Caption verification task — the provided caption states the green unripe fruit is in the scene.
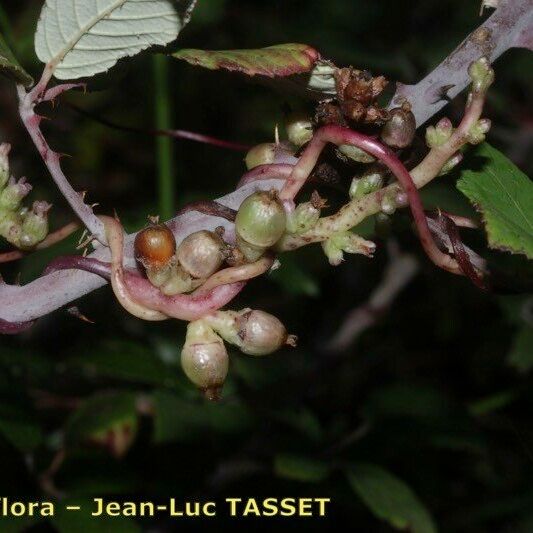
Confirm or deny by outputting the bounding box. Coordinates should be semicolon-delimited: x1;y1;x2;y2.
204;309;297;356
245;143;276;170
381;107;416;149
181;321;229;400
236;310;292;356
177;230;224;279
286;112;313;147
235;191;286;250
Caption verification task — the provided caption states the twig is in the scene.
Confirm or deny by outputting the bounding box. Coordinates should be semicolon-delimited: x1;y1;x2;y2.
17;73;106;243
68;103;251;151
389;0;533;125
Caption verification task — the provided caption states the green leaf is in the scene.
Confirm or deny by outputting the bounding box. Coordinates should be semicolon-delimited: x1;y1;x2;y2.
34;0;197;80
274;454;330;483
507;326;533;373
172;43;320;77
153;390;253;443
457;143;533;258
68;339;174;386
65;392;138;450
0;402;42;452
346;463;437;533
270;253;320;297
0;31;33;86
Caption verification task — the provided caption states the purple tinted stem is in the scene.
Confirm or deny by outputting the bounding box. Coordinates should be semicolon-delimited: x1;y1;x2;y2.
43;256;111;279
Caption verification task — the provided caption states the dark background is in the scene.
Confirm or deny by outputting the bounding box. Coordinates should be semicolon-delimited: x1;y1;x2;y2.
0;0;532;531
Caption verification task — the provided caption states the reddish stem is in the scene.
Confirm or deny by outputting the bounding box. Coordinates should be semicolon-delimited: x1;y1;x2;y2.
176;201;237;222
0;317;35;335
68;104;250;151
237;164;294;188
42;256;111;279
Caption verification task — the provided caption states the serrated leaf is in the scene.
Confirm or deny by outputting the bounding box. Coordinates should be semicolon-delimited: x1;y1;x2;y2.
0;32;33;86
274;454;330;483
35;0;196;80
457;143;533;259
172;43;320;77
507;326;533;373
346;463;437;533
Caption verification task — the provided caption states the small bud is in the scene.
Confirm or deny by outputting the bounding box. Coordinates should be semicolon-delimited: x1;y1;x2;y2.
438;152;463;176
0;178;32;211
322;238;344;266
380;107;416;149
177;230;224;279
285;112;313;147
286;200;321;234
425;117;453;148
0;209;22;247
380;191;397;215
244;143;276;170
181;320;229;400
0;143;10;189
147;264;199;295
468;57;494;93
19;201;50;249
235;191;286;250
322;231;375;265
337;144;375;163
467;118;491;145
134;222;176;273
349;172;384;200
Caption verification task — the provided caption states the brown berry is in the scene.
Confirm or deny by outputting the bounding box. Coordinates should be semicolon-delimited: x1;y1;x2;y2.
134;223;176;272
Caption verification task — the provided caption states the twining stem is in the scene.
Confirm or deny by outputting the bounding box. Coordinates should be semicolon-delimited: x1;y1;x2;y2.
153;55;176;220
101;215;168;321
279;125;462;275
68;103;250;151
194;255;275;294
